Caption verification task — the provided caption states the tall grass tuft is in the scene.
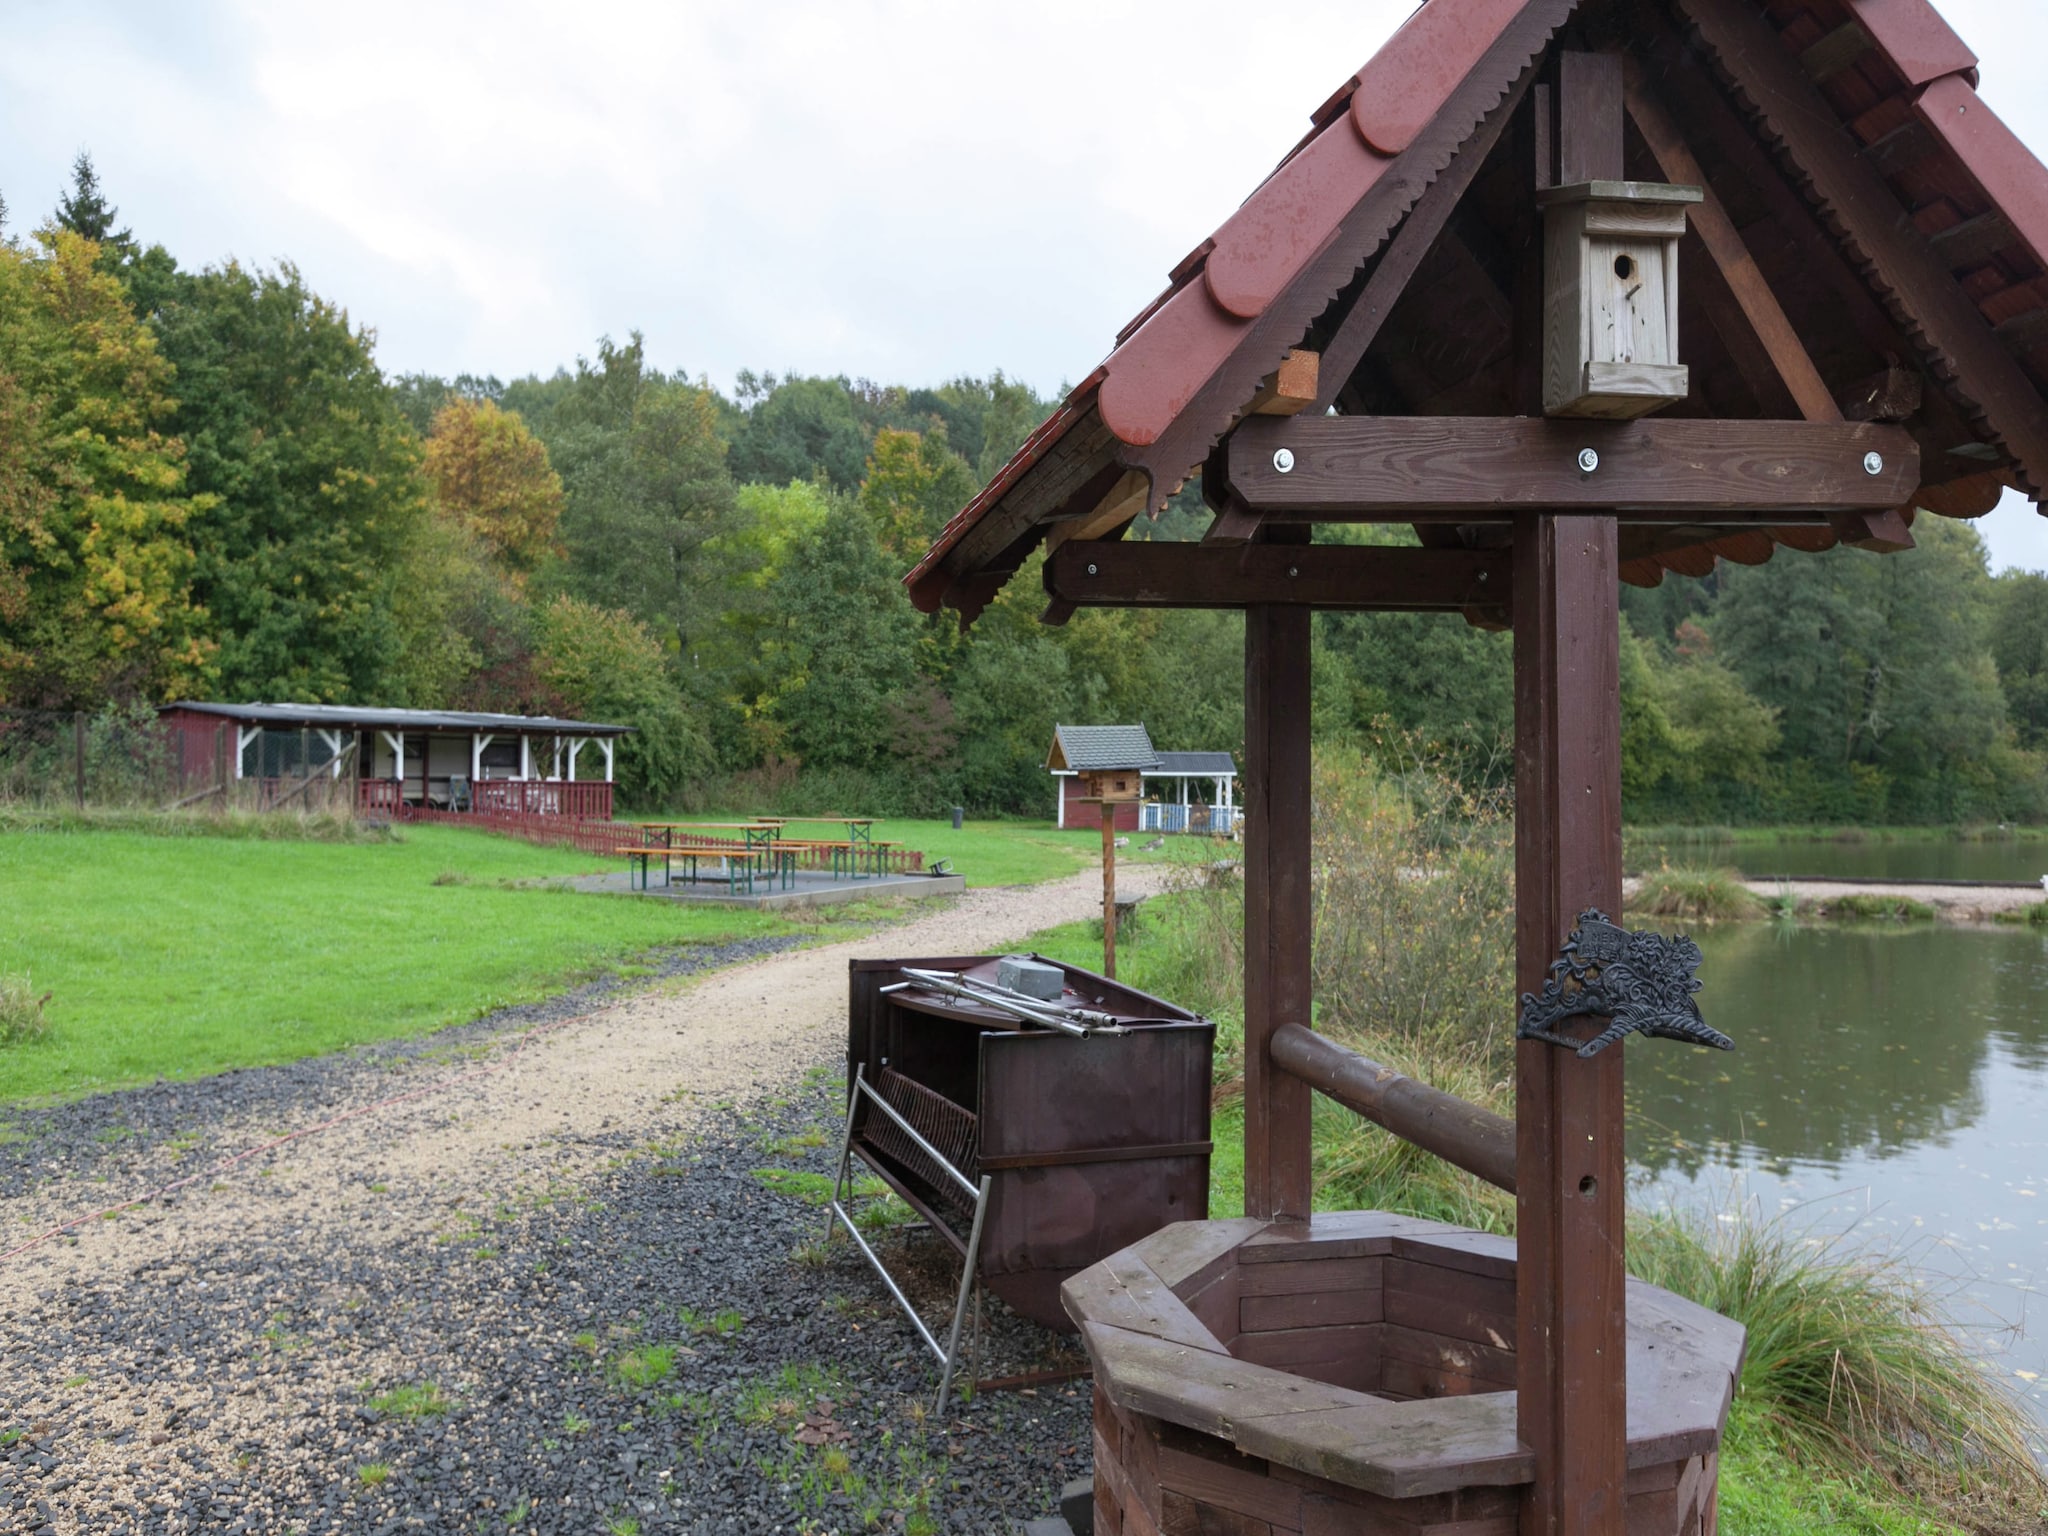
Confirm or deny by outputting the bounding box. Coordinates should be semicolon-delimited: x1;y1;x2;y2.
1632;865;1764;922
0;805;388;842
0;974;50;1047
1629;1209;2047;1526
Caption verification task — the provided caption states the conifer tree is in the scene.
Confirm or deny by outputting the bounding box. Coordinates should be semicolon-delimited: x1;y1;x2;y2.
54;152;131;250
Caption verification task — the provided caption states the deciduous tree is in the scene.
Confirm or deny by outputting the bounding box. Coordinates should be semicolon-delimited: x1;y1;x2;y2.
423;399;563;580
0;230;208;705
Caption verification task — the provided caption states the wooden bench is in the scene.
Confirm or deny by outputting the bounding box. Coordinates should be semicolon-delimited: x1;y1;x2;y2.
613;843;766;895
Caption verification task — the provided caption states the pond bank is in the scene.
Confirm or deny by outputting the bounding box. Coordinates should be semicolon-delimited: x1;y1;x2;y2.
1625;871;2046;924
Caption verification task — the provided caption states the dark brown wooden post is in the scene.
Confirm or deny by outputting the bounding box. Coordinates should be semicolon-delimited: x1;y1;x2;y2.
1101;812;1118;979
1513;514;1626;1536
1243;584;1313;1222
1515;52;1630;1536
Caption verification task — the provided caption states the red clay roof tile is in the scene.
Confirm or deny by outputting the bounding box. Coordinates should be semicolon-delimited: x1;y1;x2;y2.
1914;73;2048;275
1852;0;1977;88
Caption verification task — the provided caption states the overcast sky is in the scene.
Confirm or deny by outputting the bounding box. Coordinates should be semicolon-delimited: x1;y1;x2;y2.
3;0;2045;571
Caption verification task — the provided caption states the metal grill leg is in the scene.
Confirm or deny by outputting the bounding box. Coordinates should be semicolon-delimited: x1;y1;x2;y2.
825;1064;864;1245
934;1174;993;1413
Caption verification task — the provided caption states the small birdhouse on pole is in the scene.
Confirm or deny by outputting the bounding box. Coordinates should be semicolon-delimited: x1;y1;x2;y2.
1047;724;1160;978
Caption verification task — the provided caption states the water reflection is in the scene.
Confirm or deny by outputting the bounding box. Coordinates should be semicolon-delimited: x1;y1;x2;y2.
1625;923;2048;1430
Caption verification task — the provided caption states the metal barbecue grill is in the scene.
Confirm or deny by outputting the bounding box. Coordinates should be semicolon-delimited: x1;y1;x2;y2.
830;954;1213;1405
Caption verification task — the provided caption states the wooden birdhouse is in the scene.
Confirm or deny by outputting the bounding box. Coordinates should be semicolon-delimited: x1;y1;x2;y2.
1539;180;1703;419
1081;769;1142;803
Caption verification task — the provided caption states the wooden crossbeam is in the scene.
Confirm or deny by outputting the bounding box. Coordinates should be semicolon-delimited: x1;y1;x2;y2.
1045;540;1508;611
1221;416;1919;517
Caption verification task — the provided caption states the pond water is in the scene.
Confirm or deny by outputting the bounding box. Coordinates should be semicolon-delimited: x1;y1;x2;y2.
1631;836;2048;885
1627;921;2048;1437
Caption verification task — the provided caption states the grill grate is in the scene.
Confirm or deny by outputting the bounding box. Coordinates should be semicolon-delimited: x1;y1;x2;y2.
860;1068;980;1225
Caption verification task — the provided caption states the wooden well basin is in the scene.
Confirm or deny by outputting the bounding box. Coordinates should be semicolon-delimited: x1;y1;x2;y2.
1064;1212;1743;1536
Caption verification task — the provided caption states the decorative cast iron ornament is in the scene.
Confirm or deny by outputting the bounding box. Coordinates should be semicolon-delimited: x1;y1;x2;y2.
1516;910;1733;1058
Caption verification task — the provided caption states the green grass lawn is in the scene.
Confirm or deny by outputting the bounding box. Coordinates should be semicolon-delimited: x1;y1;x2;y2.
0;814;1216;1106
0;823;795;1104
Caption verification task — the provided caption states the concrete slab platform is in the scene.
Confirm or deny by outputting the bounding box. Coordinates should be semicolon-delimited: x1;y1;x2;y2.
568;867;965;911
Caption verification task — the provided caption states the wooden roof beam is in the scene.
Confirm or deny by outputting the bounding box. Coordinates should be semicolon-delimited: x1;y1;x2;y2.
1622;61;1838;425
1676;0;2048;501
1221;415;1918;517
1310;58;1528;414
1045;540;1508;612
1622;4;1988;489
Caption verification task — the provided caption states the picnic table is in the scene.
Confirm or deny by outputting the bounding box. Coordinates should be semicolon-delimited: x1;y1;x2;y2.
614;841;777;895
633;821;781;858
766;817;886;878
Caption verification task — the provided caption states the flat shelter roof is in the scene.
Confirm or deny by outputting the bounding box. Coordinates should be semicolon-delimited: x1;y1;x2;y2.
161;701;633;737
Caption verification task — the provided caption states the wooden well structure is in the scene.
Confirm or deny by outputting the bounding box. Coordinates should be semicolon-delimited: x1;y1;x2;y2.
907;0;2048;1531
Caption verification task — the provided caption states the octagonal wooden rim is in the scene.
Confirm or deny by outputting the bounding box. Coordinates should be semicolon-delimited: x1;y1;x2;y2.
1062;1211;1744;1501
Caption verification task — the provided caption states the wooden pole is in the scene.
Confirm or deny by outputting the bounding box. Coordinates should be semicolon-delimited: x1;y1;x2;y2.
74;712;86;810
1101;809;1117;979
1512;513;1627;1536
1243;582;1314;1221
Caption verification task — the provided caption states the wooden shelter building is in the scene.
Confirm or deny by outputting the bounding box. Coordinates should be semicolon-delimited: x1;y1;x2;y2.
908;0;2048;1531
162;701;631;818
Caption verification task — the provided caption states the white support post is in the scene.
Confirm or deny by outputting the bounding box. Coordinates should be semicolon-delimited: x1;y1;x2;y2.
320;729;344;778
235;725;260;780
566;738;579;783
519;735;531;781
381;730;405;783
550;737;562;782
599;738;614;782
1056;774;1065;829
472;733;488;782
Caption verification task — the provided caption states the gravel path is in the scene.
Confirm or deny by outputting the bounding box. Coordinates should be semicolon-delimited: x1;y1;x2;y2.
0;866;1171;1534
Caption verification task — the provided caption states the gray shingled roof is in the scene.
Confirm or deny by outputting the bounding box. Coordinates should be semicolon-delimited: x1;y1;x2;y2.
1155;751;1236;776
161;701;633;736
1048;723;1158;772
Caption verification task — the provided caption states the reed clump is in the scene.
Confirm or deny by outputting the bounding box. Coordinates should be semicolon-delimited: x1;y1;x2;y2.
1629;1209;2048;1529
0;973;51;1047
1812;892;1938;923
1632;865;1765;922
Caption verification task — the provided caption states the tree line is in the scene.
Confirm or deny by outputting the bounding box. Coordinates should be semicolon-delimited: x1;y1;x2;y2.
1;155;2044;822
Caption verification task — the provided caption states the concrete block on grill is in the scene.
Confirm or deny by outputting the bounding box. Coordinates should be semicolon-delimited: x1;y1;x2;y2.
997;955;1066;1001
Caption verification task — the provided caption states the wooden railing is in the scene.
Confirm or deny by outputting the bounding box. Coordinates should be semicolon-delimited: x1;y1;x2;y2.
359;778;402;813
1268;1021;1516;1193
471;779;614;818
355;778;614;819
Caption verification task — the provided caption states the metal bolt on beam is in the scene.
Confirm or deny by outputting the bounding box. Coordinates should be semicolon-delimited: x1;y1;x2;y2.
1577;447;1600;473
1863;451;1884;475
1273;447;1295;473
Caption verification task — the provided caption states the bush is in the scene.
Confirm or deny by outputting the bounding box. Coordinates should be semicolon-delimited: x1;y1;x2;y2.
1308;742;1515;1065
1632;866;1764;923
0;974;50;1046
